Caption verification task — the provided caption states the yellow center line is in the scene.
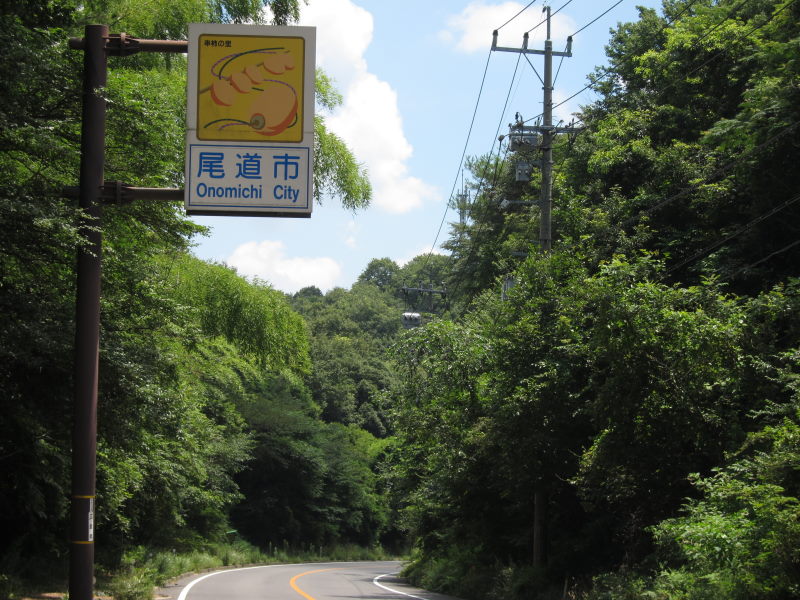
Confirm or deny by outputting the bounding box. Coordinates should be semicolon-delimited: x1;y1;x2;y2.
290;568;342;600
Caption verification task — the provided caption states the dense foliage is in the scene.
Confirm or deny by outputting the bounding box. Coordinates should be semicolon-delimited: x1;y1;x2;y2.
0;0;379;592
387;0;800;598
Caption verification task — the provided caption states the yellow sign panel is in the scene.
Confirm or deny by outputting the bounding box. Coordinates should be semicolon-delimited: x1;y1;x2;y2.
196;34;305;143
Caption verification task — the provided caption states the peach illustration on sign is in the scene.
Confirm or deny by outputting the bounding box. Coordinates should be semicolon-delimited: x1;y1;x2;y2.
201;48;298;137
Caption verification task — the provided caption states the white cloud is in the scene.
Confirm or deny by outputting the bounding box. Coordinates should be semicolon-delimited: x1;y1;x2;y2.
303;1;372;90
301;0;439;214
227;240;342;293
441;1;576;54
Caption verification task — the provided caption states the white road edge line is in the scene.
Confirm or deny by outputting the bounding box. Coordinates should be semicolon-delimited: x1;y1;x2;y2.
176;564;281;600
373;573;428;600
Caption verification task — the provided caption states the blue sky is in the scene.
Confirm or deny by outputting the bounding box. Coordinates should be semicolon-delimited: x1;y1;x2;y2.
190;0;663;293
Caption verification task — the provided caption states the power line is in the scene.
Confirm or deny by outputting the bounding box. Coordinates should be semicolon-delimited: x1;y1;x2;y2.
425;49;493;262
496;0;539;31
523;0;705;125
570;0;625;37
549;0;629;88
522;0;795;234
423;47;523;278
565;0;781;117
550;0;630;89
466;53;524;211
652;0;794;101
556;118;800;257
689;0;752;48
536;0;788;126
526;0;575;33
448;144;511;308
624;120;800;228
447;59;525;303
446;0;792;301
727;239;800;280
663;192;800;277
485;54;526;183
453;6;576;305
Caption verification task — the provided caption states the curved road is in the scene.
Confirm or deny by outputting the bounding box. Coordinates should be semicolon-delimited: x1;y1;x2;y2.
156;561;463;600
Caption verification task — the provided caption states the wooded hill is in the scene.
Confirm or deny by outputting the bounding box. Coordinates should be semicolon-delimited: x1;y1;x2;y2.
396;0;800;597
1;1;799;599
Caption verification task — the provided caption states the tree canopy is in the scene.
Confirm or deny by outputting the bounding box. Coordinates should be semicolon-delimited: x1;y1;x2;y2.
384;1;800;598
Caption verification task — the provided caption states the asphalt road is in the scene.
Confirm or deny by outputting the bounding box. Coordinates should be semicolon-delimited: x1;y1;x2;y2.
156;560;464;600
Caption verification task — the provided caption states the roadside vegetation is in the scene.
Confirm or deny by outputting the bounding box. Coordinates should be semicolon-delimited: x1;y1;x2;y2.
2;1;799;599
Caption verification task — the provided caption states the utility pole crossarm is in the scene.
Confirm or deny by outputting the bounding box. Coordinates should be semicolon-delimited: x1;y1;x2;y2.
401;286;447;296
491;30;572;57
509;124;540;133
491;7;575;255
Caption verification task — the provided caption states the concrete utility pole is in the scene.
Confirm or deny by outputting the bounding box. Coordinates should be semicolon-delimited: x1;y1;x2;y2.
540;10;555;252
491;6;579;569
492;7;576;252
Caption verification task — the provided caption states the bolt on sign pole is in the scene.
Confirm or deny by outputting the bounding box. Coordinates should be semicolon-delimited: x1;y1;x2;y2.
70;23;107;600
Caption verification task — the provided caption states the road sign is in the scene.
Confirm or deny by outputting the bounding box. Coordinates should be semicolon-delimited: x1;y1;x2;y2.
185;23;315;216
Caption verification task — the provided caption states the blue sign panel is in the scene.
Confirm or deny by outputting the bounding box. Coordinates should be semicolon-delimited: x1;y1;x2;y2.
186;143;311;216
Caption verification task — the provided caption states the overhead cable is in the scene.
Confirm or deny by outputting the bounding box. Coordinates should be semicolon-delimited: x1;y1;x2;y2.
470;52;524;205
526;0;576;33
523;0;705;124
570;0;625;37
689;0;752;48
655;0;797;101
727;239;800;280
496;0;539;31
424;49;494;263
446;53;525;301
664;192;800;277
625;120;800;228
547;117;800;263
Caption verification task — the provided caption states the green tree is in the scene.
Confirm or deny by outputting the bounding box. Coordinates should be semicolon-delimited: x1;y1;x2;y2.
388;253;800;598
358;257;401;292
290;281;401;435
0;0;372;577
566;0;800;291
230;369;389;548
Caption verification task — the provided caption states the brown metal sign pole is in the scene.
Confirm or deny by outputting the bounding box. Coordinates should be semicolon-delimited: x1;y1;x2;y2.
70;23;107;600
66;28;187;598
